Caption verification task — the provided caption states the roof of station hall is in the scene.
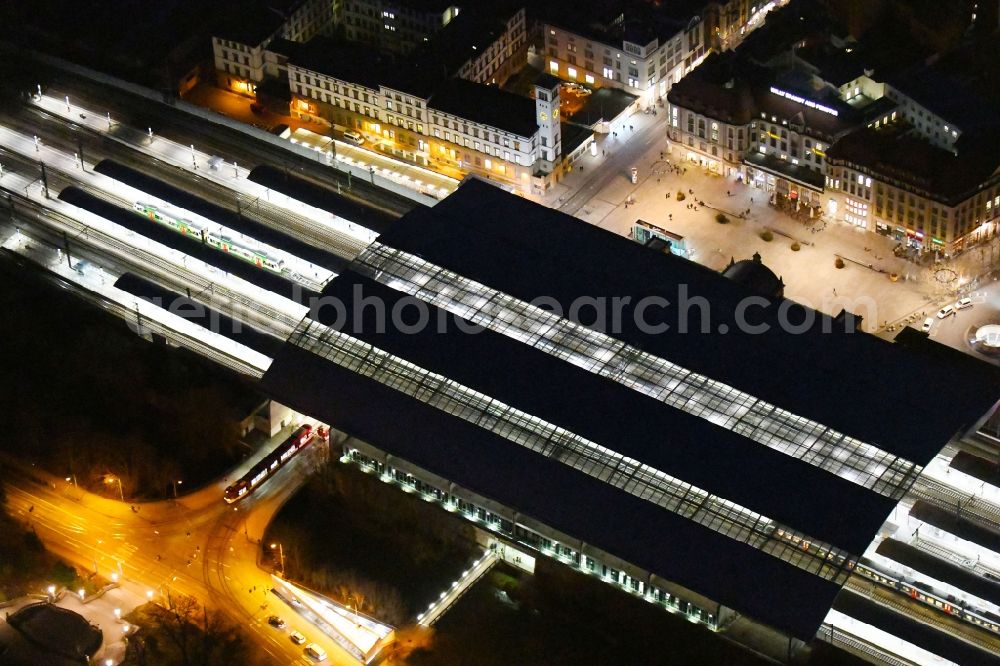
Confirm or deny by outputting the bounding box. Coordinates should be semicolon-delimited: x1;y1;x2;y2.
262;179;1000;639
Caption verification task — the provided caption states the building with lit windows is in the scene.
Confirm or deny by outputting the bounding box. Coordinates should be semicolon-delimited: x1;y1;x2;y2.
261;178;1000;661
212;0;335;95
823;126;1000;255
540;2;709;103
664;0;1000;251
666;51;857;209
281;37;570;192
425;5;528;86
792;16;1000;254
212;3;552;192
335;0;461;54
536;0;792;102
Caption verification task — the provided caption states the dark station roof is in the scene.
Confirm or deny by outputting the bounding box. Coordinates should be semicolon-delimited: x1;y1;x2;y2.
262;180;1000;639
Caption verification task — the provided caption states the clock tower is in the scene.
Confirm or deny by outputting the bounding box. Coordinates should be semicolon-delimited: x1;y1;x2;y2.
533;73;562;168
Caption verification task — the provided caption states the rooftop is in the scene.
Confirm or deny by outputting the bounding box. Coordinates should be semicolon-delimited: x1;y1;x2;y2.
743;151;827;190
667;52;859;140
262;180;1000;640
538;0;710;50
825;124;1000;203
288;36;443;98
428;78;538;137
413;2;524;78
214;0;308;46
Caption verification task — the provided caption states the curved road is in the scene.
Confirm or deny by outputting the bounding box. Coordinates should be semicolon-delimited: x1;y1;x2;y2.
2;438;355;665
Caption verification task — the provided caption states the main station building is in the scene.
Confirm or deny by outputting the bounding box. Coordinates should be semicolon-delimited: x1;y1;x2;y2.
261;179;1000;657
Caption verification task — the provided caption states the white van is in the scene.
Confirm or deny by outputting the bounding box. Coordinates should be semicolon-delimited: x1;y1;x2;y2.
304;643;327;661
936;305;956;319
343;130;364;146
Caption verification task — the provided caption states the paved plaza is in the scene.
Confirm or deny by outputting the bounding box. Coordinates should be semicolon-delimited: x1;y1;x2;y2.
545;111;1000;344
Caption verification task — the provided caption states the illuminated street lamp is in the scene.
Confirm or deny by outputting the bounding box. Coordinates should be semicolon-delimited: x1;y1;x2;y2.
47;584;55;597
172;479;182;499
104;475;125;502
270;542;285;574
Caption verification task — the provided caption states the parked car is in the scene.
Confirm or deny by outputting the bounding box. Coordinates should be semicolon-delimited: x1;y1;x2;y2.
267;615;285;629
921;317;934;333
956;297;973;310
936;305;956;319
343;129;365;146
250;102;265;115
289;630;306;645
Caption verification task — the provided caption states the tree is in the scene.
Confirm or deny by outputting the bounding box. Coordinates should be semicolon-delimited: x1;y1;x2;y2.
123;597;249;666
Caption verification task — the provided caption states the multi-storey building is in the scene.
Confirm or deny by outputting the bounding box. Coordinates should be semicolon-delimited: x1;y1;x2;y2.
335;0;461;54
212;3;570;194
439;7;528;86
282;36;568;192
212;0;334;95
666;52;856;210
824;126;1000;255
541;3;709;103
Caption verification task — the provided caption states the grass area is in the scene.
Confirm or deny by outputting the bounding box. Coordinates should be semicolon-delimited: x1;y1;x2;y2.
122;598;257;666
0;256;259;499
264;463;478;626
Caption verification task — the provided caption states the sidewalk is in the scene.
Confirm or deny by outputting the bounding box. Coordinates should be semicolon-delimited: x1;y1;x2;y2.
555;128;946;333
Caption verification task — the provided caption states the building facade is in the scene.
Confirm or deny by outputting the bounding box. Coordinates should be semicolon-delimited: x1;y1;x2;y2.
336;0;461;54
542;17;707;103
212;0;334;95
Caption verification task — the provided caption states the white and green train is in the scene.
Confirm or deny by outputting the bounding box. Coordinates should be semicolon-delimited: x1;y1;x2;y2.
132;202;285;274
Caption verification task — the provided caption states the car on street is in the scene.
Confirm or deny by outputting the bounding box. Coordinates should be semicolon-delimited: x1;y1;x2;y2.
289;630;306;645
304;643;328;661
936;305;956;319
922;317;934;333
956;297;973;310
267;615;285;628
